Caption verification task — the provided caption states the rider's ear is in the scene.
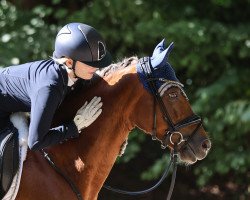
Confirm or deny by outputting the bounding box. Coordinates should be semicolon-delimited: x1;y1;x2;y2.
65;58;74;68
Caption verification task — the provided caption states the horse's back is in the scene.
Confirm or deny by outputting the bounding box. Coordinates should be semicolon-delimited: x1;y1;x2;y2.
16;151;76;200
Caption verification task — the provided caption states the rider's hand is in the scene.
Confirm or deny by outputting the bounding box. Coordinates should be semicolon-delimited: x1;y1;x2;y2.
73;96;103;131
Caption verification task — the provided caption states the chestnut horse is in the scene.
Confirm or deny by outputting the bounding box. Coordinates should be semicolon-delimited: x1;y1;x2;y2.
15;56;210;200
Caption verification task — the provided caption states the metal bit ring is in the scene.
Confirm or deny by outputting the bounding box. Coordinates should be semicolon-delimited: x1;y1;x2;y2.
170;131;184;145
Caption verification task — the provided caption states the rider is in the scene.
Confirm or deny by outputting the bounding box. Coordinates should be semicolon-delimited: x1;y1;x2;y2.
0;22;112;151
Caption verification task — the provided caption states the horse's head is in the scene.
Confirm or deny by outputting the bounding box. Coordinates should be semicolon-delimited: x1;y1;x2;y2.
134;39;211;165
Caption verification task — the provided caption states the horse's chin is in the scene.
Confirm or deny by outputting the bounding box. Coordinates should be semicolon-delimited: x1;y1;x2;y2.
178;145;199;165
179;149;209;165
177;139;210;165
166;143;206;165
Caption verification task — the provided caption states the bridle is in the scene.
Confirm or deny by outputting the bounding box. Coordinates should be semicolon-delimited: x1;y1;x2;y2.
103;57;203;199
137;57;202;150
41;57;203;200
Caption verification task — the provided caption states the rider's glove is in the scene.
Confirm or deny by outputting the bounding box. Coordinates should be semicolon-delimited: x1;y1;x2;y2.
73;96;103;132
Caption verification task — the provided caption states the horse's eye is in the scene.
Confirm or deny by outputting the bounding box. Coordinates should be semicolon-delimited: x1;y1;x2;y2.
169;92;178;99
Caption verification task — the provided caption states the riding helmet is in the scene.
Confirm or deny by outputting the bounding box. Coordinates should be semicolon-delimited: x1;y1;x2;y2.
53;22;112;68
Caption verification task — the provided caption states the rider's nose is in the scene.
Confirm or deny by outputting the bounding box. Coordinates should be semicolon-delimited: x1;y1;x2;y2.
201;139;211;152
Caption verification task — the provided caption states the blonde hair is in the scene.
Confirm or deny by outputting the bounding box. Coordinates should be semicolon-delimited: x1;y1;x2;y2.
51;57;69;65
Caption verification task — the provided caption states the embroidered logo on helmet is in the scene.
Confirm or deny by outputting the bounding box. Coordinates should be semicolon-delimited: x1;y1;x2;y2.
98;41;106;61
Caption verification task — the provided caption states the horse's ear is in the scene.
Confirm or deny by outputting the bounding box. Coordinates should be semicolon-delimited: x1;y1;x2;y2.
152;39;166;58
150;48;169;69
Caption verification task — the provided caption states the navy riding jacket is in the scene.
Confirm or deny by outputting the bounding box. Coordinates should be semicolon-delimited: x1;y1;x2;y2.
0;59;79;150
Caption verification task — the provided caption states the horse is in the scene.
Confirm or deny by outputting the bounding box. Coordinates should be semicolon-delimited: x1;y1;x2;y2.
15;48;211;200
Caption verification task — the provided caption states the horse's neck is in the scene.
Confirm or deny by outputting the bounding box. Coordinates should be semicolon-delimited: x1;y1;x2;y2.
49;64;146;199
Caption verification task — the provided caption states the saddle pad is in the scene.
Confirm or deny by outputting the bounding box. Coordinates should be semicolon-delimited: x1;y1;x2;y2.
3;113;28;200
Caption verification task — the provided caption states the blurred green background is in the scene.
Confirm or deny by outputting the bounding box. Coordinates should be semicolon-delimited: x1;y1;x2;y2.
0;0;249;199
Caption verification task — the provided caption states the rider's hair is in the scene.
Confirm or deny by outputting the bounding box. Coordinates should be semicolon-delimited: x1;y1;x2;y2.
51;57;68;65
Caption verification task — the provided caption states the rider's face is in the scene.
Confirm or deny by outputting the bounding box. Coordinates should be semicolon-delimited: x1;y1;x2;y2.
74;61;98;80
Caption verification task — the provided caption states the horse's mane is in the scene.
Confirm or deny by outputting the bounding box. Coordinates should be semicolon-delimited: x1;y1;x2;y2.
74;56;138;90
96;56;138;78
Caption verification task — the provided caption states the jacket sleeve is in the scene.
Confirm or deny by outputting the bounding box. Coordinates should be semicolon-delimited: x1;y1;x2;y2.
29;86;79;151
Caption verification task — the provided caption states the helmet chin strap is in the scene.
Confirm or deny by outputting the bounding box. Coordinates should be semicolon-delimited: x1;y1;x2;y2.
63;60;80;79
71;60;79;79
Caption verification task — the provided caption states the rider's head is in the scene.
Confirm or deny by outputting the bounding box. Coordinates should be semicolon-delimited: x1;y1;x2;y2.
53;22;112;79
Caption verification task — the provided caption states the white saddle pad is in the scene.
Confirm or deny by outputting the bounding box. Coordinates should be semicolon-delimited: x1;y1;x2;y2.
3;112;29;200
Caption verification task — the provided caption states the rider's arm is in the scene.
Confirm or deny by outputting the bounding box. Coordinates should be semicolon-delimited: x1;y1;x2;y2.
28;85;79;151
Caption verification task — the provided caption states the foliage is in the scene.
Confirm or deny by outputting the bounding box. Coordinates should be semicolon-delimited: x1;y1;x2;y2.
0;0;57;67
1;0;250;197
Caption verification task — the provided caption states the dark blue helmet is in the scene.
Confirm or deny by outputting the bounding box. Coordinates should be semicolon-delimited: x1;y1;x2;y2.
53;22;112;68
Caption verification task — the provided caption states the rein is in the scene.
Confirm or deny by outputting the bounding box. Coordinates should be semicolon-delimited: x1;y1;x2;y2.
103;146;178;200
41;57;202;200
40;149;83;200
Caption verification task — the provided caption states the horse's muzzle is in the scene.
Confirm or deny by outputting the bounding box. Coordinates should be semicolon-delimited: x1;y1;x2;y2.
178;137;211;164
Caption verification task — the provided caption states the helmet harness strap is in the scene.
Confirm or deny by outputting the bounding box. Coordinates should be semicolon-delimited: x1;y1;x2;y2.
68;60;80;79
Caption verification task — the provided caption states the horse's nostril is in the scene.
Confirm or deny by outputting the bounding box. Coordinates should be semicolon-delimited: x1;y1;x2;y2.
201;139;211;151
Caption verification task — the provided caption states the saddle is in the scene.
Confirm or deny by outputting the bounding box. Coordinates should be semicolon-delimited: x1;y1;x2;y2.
0;125;19;199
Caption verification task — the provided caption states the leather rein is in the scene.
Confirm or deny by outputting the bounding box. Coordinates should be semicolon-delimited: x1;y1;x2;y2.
41;57;202;200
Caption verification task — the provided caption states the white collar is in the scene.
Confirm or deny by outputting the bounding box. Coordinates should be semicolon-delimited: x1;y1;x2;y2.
64;65;78;86
68;77;76;86
54;60;77;87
